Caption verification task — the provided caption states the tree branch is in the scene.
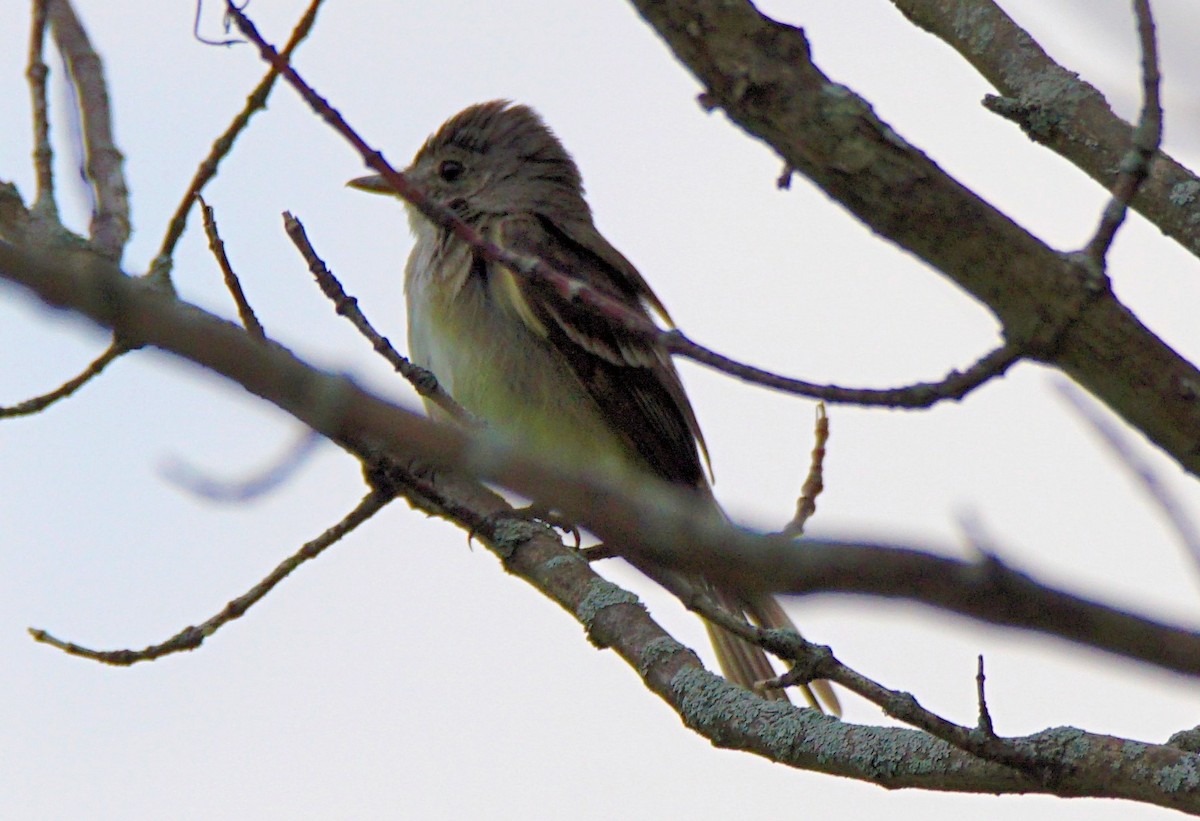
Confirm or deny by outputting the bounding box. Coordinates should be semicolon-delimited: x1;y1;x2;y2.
29;488;393;664
3;238;1198;679
1081;0;1161;268
688;590;1050;773
26;0;54;216
892;0;1200;264
625;0;1200;484
199;195;265;340
0;338;126;418
282;211;471;423
1055;381;1200;582
46;0;129;260
365;447;1200;813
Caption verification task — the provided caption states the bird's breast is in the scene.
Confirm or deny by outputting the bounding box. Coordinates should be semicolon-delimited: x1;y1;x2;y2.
405;246;640;479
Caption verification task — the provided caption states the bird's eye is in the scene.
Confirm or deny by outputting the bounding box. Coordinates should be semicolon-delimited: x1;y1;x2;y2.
438;160;464;182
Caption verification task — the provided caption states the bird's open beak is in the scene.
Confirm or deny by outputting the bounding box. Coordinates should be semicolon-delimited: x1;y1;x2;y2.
346;174;394;195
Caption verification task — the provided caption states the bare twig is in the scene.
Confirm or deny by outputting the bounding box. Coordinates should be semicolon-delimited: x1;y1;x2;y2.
26;0;54;215
1053;380;1200;578
282;211;472;423
802;645;1037;773
781;403;829;537
1082;0;1161;268
156;0;325;265
976;655;996;737
227;6;1018;411
0;339;126;418
162;428;322;502
775;162;796;190
46;0;129;259
29;488;393;665
193;0;242;47
668;335;1019;407
580;543;618;561
955;509;999;556
199;195;265;340
684;581;1047;773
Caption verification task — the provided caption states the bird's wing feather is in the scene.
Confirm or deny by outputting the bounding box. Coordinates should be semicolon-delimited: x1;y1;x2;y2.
489;213;711;487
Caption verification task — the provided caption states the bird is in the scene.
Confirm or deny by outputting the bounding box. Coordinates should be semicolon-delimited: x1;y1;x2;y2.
349;100;839;713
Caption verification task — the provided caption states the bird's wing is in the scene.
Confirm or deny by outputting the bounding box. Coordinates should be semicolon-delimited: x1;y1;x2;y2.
488;212;711;487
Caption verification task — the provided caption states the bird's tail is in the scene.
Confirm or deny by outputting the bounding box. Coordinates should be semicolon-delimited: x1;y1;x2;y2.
705;587;841;715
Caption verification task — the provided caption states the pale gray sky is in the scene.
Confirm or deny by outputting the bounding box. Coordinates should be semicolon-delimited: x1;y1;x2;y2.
3;1;1200;818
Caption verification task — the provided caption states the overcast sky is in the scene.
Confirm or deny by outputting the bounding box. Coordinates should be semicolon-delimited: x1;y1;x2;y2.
3;1;1200;819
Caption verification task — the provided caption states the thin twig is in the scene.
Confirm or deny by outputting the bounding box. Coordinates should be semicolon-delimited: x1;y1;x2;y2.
0;339;126;418
976;654;996;737
46;0;129;259
634;565;828;709
193;0;242;47
788;643;1041;774
282;211;473;423
226;4;1019;411
27;0;55;215
199;195;265;340
28;488;393;666
683;582;1045;773
776;162;795;190
580;543;618;561
782;403;829;537
669;334;1019;407
1082;0;1162;268
1053;380;1200;579
162;428;322;502
8;1;133;416
156;0;325;266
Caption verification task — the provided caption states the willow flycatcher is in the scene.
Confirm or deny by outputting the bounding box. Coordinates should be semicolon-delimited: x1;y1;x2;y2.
349;101;838;713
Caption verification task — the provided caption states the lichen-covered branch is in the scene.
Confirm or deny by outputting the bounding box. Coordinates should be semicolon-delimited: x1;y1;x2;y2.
892;0;1200;263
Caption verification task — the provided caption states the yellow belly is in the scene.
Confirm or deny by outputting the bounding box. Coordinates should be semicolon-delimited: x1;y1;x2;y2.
407;262;643;481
